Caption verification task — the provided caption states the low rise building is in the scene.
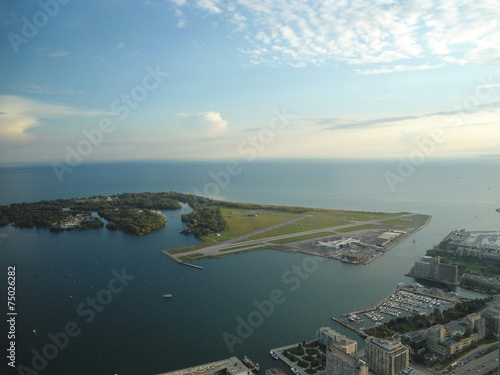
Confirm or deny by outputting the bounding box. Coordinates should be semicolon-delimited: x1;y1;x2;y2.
444;230;500;260
461;273;500;292
423;323;479;359
399;368;422;375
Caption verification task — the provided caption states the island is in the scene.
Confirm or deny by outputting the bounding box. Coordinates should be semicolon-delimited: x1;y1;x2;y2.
0;192;430;262
0;192;184;235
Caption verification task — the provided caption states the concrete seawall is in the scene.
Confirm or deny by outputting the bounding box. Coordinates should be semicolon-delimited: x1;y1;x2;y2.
163;250;204;270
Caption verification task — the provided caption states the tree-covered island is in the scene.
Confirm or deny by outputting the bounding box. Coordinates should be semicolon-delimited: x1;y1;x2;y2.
0;192;215;236
0;192;326;237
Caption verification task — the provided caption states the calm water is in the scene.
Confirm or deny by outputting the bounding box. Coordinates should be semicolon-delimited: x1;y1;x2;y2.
1;158;499;375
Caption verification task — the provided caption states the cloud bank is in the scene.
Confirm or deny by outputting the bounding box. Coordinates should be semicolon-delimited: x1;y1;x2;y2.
171;0;500;68
0;95;113;143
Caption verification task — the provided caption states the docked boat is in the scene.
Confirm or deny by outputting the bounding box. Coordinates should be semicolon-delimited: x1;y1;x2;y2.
290;368;299;375
243;355;260;372
270;351;278;360
163;294;172;298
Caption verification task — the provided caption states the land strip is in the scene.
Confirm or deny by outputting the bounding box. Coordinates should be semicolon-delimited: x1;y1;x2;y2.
165;205;430;265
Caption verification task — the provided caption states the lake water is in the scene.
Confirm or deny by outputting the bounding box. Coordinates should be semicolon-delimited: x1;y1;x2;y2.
1;158;499;375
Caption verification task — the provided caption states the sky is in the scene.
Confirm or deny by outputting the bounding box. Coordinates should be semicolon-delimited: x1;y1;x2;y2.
0;0;499;165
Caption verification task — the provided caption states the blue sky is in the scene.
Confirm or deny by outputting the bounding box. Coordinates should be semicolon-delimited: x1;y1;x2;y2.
0;0;499;164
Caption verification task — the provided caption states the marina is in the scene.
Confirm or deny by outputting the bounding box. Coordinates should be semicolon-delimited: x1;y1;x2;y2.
335;284;462;334
242;355;260;372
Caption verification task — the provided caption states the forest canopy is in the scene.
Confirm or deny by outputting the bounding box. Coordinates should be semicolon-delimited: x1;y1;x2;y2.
0;192;231;237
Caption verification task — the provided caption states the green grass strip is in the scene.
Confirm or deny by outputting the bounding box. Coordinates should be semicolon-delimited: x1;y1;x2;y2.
270;232;333;244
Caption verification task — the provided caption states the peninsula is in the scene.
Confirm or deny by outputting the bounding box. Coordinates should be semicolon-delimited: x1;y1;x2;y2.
163;198;431;265
0;192;430;263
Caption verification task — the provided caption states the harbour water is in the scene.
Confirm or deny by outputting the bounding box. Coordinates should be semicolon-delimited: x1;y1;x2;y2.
0;158;499;375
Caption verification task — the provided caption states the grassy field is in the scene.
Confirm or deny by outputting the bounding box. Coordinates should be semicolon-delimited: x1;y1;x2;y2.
269;232;334;244
165;201;429;261
396;322;419;332
333;224;380;233
383;218;415;226
218;244;265;252
178;254;206;262
246;218;348;240
454;260;484;271
417;214;430;226
217;208;295;236
300;209;404;221
167;243;209;254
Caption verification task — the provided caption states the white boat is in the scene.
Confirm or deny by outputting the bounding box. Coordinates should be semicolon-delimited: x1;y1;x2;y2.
291;368;299;375
163;294;172;298
270;351;278;359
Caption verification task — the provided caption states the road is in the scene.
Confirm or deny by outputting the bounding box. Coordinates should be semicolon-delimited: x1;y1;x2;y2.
444;349;498;375
410;343;500;375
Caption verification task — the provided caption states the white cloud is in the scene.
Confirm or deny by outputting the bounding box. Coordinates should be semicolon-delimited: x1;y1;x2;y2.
355;63;445;75
0;95;114;143
170;0;500;69
177;111;228;134
169;0;187;6
265;104;500;159
194;0;222;14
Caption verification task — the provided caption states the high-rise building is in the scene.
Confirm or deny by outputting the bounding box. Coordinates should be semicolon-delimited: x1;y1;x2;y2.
409;256;458;285
365;336;409;375
326;346;368;375
498;335;500;375
412;256;433;278
467;314;486;340
481;301;500;336
316;327;358;355
436;261;459;285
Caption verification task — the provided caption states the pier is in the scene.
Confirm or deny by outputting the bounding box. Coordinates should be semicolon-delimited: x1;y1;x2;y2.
162;251;204;270
331;316;367;338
